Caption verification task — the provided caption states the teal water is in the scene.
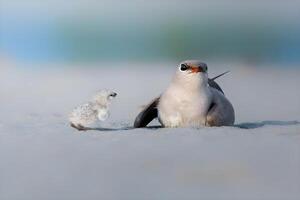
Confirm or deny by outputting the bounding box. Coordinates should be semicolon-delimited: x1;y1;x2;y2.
1;19;300;65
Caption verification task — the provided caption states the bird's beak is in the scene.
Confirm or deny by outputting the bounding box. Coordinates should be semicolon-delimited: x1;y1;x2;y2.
190;65;204;73
111;92;117;97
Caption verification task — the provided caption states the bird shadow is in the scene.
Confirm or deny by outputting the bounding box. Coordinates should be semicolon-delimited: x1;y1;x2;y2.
234;120;300;129
73;125;163;132
71;121;299;132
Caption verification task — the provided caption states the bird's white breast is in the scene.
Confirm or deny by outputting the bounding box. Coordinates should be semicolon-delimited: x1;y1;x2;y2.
158;85;212;127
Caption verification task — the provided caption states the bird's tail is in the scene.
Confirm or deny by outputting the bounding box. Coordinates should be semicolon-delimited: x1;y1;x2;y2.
211;71;230;81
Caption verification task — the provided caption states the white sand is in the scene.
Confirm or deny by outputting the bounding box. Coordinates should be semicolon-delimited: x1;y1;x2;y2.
0;61;300;200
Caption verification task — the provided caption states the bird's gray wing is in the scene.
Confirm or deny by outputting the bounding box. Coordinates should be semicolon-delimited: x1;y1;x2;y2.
206;89;235;126
208;79;224;94
134;97;160;128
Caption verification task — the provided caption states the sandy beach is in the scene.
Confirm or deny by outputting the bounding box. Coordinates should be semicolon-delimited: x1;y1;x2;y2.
1;61;300;200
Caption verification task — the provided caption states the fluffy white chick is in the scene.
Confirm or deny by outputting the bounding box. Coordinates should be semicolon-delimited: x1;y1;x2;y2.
69;90;117;131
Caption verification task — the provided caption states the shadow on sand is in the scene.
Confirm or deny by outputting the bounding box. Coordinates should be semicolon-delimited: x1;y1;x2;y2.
75;125;163;132
71;121;299;132
235;120;300;129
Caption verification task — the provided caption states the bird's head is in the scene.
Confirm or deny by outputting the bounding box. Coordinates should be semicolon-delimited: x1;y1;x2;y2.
173;60;209;89
93;90;117;106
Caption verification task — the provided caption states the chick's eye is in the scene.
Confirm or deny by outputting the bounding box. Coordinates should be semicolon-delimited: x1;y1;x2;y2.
180;64;188;71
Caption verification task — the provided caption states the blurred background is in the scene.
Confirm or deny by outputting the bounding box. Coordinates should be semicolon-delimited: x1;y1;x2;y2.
1;0;300;65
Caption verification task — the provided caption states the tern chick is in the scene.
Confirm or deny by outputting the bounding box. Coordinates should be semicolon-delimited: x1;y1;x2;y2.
69;90;117;131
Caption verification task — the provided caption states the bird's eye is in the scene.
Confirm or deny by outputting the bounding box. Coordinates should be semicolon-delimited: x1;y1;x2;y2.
180;64;188;71
204;66;208;72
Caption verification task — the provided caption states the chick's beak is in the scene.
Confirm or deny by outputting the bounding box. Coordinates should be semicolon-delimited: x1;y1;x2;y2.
111;92;117;97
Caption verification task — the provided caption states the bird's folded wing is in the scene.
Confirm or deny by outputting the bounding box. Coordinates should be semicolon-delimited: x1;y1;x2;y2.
206;89;235;126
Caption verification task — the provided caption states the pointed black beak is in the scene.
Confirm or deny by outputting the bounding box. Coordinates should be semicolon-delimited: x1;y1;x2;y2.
111;92;117;97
